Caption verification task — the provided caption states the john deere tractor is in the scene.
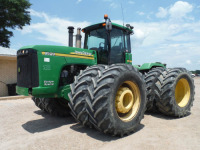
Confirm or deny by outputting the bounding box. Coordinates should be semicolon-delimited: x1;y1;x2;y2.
16;15;195;136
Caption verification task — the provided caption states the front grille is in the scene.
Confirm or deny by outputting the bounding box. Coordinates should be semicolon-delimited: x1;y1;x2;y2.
17;49;39;88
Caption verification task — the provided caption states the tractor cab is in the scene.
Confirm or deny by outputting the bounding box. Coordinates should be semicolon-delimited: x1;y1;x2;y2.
82;15;133;65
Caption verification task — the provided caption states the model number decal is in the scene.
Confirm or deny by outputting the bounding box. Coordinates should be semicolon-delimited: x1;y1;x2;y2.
43;65;51;70
44;81;54;86
43;52;55;56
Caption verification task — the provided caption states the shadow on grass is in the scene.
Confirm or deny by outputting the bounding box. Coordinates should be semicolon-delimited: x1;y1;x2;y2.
22;110;76;133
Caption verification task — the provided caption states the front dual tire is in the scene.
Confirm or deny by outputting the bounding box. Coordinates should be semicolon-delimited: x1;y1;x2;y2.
68;64;147;136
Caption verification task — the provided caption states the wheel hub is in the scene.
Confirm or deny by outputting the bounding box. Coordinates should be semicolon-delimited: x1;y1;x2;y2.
115;87;134;113
115;81;141;122
175;78;191;107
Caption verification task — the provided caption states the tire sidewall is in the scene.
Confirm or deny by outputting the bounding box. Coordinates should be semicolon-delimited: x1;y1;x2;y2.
172;72;194;112
108;69;146;130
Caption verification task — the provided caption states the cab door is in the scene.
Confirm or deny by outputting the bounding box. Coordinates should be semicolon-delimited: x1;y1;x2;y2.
110;28;126;64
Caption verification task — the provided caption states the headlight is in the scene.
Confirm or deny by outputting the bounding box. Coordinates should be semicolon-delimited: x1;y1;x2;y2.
17;49;29;56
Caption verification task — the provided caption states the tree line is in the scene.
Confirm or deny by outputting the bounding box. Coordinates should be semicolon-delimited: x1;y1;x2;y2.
191;70;200;75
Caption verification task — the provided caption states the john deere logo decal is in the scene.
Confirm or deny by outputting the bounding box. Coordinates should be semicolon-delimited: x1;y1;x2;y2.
73;51;92;56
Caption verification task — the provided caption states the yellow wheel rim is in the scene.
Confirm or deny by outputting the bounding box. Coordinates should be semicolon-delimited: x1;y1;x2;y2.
175;78;191;107
115;81;141;122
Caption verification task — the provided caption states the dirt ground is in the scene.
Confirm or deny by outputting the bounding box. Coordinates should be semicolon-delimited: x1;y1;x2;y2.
0;78;200;150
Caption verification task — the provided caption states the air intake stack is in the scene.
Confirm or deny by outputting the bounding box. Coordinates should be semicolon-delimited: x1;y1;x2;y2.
68;26;74;47
76;27;82;48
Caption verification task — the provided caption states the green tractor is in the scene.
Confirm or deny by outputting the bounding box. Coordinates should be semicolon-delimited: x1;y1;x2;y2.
16;15;195;136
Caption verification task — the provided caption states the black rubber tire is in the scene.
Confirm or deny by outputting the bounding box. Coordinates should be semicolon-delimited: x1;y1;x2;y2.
155;68;195;117
32;97;70;117
69;64;147;136
68;65;107;127
145;67;165;112
32;97;46;111
172;67;194;78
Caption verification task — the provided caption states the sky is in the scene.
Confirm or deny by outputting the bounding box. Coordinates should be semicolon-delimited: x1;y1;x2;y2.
1;0;200;70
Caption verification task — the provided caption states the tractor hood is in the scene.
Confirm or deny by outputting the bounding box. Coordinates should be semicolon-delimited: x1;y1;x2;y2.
16;45;97;98
19;45;95;58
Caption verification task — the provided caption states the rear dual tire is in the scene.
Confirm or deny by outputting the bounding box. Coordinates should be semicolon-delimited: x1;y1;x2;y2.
155;68;195;117
145;67;165;112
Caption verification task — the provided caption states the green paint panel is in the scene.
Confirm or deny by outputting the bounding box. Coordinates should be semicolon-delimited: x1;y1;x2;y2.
133;65;140;69
16;86;29;96
125;53;132;64
57;85;71;101
17;45;97;100
138;63;166;70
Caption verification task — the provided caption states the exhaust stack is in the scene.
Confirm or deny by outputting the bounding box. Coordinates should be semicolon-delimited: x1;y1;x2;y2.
76;27;82;48
68;26;74;47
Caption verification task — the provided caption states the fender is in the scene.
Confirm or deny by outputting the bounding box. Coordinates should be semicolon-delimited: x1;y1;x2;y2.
134;62;166;71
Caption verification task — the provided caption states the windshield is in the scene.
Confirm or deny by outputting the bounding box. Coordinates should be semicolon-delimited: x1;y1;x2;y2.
110;28;125;64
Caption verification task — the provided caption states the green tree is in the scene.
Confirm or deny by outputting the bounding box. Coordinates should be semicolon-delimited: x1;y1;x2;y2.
0;0;31;48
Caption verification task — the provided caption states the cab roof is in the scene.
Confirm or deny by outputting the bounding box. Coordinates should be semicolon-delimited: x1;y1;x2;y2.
82;22;133;33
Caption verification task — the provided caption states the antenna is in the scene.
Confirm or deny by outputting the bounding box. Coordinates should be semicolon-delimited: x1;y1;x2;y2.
120;0;125;27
